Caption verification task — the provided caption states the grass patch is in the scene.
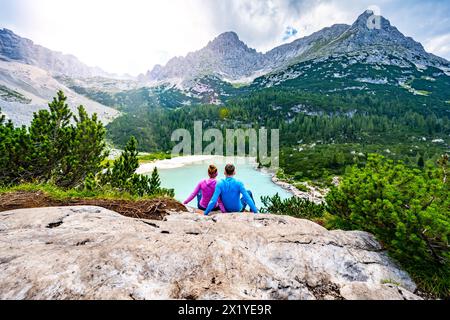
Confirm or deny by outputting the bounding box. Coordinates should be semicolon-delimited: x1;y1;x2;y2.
400;82;431;96
231;82;251;89
138;153;173;163
415;90;431;96
0;183;163;202
381;279;402;286
293;183;309;192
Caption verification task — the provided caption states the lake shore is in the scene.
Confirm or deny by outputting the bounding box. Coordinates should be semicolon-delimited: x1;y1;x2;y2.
137;155;216;174
137;155;260;174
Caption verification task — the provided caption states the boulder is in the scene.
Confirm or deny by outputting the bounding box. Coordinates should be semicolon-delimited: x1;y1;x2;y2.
0;206;421;300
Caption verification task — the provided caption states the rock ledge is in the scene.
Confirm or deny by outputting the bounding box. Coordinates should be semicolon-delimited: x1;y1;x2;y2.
0;206;421;300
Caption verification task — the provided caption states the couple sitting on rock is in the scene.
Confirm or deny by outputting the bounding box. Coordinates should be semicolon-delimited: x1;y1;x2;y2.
184;164;258;215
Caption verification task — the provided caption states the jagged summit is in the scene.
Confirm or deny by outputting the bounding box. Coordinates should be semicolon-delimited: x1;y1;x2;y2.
350;10;400;35
210;31;240;43
142;10;449;85
353;10;384;29
206;31;258;55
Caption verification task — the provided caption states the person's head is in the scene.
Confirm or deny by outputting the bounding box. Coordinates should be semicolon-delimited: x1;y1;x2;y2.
224;164;236;177
208;165;218;179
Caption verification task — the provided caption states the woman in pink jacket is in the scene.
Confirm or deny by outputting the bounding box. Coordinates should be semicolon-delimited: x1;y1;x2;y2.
184;165;225;212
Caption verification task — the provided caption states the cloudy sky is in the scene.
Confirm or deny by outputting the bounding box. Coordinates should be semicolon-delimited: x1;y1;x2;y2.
1;0;449;75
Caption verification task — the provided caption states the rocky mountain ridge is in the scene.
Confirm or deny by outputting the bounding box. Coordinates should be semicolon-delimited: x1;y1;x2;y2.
2;10;450;121
142;10;450;87
0;28;112;78
0;60;120;125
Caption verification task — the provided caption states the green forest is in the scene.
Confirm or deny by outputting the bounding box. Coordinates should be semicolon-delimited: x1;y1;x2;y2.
106;88;449;184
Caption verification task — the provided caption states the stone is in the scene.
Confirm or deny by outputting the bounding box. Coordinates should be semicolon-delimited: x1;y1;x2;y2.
340;283;423;300
0;206;421;300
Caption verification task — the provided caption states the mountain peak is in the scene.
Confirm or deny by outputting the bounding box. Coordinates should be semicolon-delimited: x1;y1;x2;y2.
0;28;14;34
208;31;245;49
205;31;258;57
353;10;391;31
216;31;239;41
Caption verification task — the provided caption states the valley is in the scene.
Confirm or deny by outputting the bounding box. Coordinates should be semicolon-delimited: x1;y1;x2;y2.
1;7;449;300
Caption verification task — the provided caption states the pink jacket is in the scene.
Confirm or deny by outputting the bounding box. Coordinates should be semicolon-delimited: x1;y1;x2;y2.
184;179;226;212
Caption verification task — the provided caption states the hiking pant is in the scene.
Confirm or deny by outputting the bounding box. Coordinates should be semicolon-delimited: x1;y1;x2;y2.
241;190;255;212
197;190;220;211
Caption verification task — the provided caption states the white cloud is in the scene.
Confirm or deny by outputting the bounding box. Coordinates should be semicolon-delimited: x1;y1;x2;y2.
12;0;216;75
424;33;450;59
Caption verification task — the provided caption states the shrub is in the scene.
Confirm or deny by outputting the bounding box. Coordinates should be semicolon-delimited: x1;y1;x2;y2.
294;183;309;192
326;154;449;298
260;193;326;220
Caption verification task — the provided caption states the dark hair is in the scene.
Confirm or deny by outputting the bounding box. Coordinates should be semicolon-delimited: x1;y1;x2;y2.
208;165;218;177
225;164;235;176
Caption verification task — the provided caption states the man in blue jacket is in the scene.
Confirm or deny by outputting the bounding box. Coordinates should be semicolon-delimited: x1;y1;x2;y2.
204;164;258;216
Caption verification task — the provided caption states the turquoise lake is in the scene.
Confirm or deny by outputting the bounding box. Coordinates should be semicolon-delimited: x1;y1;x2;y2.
153;159;292;209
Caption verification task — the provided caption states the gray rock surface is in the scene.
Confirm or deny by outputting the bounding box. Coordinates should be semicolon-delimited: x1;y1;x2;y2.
0;28;110;78
0;206;421;300
0;60;120;126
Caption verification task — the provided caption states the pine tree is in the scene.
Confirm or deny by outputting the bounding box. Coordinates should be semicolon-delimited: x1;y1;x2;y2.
107;136;139;190
418;155;425;169
149;167;161;194
100;137;172;197
57;106;107;188
29;90;73;181
1;92;108;188
0;108;34;185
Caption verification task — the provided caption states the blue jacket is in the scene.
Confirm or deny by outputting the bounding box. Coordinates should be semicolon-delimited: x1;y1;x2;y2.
204;177;258;215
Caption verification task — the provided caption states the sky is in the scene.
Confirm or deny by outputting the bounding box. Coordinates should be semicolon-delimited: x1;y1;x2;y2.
1;0;449;76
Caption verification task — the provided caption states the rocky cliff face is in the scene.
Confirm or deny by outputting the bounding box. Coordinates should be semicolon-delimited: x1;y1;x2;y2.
0;29;121;126
147;31;266;82
0;206;421;300
0;60;120;126
304;11;450;68
0;28;110;78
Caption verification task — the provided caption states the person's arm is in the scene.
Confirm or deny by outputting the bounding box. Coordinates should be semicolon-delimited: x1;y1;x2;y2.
217;197;226;213
240;183;259;213
204;184;222;216
183;183;201;205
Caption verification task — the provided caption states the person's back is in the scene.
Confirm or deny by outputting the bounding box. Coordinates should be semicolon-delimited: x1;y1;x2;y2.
216;177;253;212
184;165;225;212
195;178;219;208
204;164;258;215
